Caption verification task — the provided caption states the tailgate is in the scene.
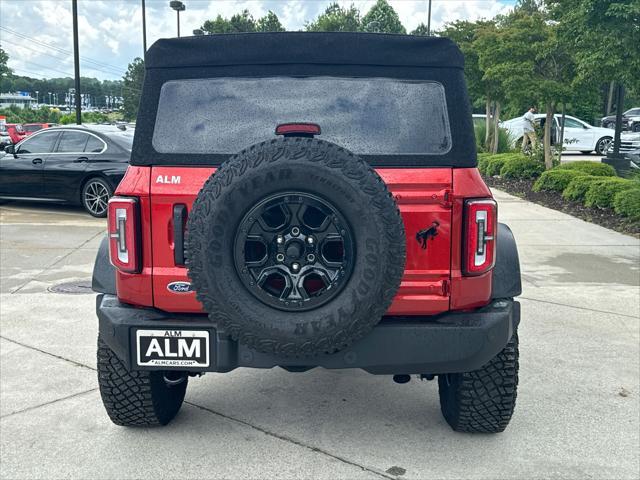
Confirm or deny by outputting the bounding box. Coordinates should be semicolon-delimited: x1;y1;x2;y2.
150;166;452;315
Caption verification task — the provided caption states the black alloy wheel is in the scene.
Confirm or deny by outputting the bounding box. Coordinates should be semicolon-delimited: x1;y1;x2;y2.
234;192;355;312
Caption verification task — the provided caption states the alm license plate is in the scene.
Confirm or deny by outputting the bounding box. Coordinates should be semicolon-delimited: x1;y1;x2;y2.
136;329;210;368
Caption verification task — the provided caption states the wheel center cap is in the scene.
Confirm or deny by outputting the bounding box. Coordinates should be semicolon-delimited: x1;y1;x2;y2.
286;241;303;259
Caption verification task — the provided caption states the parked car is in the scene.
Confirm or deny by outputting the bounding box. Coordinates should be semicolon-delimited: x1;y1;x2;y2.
0;125;132;217
92;33;522;433
0;125;11;150
608;132;640;165
22;122;49;135
501;114;614;155
601;108;640;131
5;123;27;144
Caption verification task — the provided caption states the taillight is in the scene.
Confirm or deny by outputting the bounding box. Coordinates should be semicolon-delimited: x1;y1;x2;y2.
108;197;140;273
463;198;497;276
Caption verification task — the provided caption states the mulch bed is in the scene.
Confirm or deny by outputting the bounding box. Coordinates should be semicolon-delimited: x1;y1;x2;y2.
485;176;640;237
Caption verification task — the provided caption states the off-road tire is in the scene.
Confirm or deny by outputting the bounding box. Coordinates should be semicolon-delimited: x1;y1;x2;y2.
97;336;187;426
186;137;405;358
438;332;519;433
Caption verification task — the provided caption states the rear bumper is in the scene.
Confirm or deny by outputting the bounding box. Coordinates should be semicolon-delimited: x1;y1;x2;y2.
96;294;520;375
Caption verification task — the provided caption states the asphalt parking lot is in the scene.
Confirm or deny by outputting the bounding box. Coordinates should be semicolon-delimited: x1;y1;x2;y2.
1;190;638;480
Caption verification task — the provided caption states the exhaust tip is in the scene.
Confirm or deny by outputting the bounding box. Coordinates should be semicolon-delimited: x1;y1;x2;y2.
393;374;411;384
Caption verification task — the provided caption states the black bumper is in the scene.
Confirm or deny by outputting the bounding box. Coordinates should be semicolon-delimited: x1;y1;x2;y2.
96;294;520;375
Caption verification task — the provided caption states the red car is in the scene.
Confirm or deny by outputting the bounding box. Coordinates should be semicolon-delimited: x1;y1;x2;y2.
92;33;522;432
5;124;26;144
22;122;49;135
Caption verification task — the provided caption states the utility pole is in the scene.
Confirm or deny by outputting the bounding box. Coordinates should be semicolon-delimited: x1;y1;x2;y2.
72;0;82;124
427;0;432;36
141;0;147;58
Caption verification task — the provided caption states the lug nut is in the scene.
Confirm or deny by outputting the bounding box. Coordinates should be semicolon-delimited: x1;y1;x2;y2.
276;235;284;244
276;253;285;262
292;262;300;272
307;254;315;262
291;227;300;236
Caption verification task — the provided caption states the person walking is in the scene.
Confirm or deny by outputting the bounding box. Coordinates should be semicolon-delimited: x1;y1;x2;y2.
522;106;537;152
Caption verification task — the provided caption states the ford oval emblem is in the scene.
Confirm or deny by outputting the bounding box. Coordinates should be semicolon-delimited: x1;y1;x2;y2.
167;281;193;293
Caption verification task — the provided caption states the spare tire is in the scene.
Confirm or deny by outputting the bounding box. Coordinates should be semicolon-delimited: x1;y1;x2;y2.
186;137;405;357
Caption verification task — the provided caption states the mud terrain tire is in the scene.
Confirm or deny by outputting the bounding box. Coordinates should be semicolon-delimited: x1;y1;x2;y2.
97;336;187;426
438;333;519;433
186;137;405;358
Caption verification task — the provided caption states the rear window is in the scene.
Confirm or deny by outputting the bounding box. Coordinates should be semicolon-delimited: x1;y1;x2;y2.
152;77;451;156
106;132;134;151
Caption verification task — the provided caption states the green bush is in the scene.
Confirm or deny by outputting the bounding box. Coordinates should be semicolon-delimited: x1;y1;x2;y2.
500;156;545;180
613;188;640;219
557;161;616;177
584;177;637;208
474;123;512;154
482;153;524;176
533;169;588;193
562;175;602;201
478;155;492;176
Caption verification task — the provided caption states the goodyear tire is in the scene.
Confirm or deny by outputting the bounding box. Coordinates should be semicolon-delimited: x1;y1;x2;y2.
186;137;405;357
438;333;519;433
97;336;187;426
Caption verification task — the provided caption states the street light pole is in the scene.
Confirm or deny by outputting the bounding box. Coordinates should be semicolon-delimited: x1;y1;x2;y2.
427;0;432;36
141;0;147;57
72;0;82;124
169;1;186;38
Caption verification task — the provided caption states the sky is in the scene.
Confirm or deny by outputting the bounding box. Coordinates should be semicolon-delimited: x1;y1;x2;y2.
0;0;515;81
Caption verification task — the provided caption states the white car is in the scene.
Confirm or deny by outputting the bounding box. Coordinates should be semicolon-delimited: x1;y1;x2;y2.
501;114;613;155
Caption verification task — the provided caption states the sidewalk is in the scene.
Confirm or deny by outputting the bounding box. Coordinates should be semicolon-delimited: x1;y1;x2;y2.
1;195;638;479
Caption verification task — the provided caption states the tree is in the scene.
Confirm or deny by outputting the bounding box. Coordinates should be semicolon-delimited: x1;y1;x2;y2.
360;0;406;33
256;11;285;32
411;23;430;36
548;0;639;95
228;10;256;33
0;47;11;78
440;20;498;150
202;10;256;34
474;6;575;167
306;3;361;32
122;58;144;121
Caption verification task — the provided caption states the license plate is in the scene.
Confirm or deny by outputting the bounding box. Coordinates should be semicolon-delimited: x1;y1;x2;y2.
136;329;210;368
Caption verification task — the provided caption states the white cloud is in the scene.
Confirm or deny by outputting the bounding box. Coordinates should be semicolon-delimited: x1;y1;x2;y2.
0;0;514;81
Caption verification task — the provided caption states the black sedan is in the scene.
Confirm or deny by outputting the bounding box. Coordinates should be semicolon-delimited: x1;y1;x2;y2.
0;125;132;217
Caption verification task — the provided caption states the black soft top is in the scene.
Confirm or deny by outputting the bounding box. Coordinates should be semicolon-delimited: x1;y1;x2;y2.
146;32;464;70
132;32;476;168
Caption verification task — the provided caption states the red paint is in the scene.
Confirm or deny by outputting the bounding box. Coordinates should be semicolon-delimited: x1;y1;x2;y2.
113;167;153;307
275;123;321;136
449;168;494;310
112;165;495;316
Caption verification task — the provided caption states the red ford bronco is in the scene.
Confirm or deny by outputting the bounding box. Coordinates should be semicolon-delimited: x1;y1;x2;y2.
92;33;521;433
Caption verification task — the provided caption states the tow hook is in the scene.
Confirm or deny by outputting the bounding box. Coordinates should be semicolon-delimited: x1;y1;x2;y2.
163;371;188;387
